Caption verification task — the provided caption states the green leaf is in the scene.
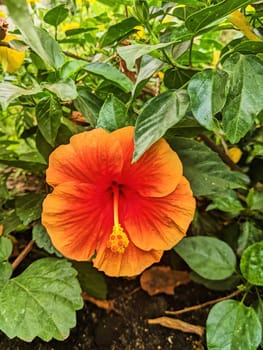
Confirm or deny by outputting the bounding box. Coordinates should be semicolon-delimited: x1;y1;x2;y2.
15;193;45;225
43;79;78;101
164;67;196;89
1;211;22;235
36;96;63;146
34;27;65;69
207;300;262;350
3;0;65;68
240;241;263;286
222;53;263;143
248;190;263;212
0;262;12;283
84;62;133;93
253;299;263;348
60;60;87;79
168;137;248;196
186;0;252;33
133;90;189;162
233;41;263;55
188;69;228;131
100;17;139;47
206;191;243;214
190;271;240;291
0;83;41;110
132;55;163;98
74;87;103;127
96;94;128;131
0;152;46;172
237;221;263;256
72;262;107;300
174;236;236;280
44;4;69;27
32;222;62;257
0;236;12;262
117;42;173;70
0;258;83;341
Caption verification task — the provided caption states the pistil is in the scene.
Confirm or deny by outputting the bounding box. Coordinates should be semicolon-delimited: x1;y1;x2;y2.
107;184;129;254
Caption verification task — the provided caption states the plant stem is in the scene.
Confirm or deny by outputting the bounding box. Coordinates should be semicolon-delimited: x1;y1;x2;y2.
12;240;35;271
199;133;243;172
165;289;242;316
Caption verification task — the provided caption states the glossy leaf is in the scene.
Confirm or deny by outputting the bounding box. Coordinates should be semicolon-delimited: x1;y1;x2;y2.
188;69;228;131
0;236;12;262
190;271;240;291
222;53;263;143
44;5;69;27
169;137;248;196
233;40;263;55
0;258;83;341
0;262;12;283
186;0;252;33
60;60;86;79
132;55;163;98
0;153;46;172
237;221;263;255
117;42;173;70
43;79;78;101
133;90;189;162
240;241;263;285
15;193;45;226
32;222;61;257
254;299;263;348
96;94;128;131
207;300;262;350
174;236;236;280
0;83;41;110
100;17;139;47
164;67;196;89
34;27;65;69
84;62;133;93
206;191;243;213
74;88;102;127
3;0;65;68
36;97;63;146
72;262;107;300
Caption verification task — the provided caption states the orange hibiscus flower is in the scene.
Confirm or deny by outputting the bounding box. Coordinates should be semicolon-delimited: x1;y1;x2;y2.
42;126;195;277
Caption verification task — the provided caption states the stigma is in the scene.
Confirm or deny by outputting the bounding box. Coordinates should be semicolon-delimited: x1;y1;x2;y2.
107;183;129;254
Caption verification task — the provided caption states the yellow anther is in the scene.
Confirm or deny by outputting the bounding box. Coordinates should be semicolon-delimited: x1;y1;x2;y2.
107;224;129;254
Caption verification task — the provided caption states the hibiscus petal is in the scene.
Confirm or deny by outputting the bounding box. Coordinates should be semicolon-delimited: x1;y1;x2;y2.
112;127;183;197
93;237;163;277
42;182;113;261
46;128;123;188
122;176;196;251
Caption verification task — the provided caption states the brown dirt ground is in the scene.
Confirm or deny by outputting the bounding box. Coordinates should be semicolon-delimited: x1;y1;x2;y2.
0;266;227;350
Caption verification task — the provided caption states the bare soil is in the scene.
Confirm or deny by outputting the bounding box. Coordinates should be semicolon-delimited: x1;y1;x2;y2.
0;265;226;350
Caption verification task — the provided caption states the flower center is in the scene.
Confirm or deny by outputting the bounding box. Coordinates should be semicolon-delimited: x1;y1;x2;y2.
106;184;129;254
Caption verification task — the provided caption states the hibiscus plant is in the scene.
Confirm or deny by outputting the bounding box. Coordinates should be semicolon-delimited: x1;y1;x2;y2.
0;0;262;348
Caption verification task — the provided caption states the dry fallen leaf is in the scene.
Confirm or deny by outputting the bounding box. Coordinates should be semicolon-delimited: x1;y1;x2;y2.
81;292;115;311
140;266;190;296
148;316;204;337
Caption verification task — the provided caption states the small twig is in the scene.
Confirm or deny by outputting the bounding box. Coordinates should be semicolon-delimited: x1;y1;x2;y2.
82;292;115;311
165;289;242;316
199;133;243;172
12;240;35;270
63;51;91;62
148;316;204;337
